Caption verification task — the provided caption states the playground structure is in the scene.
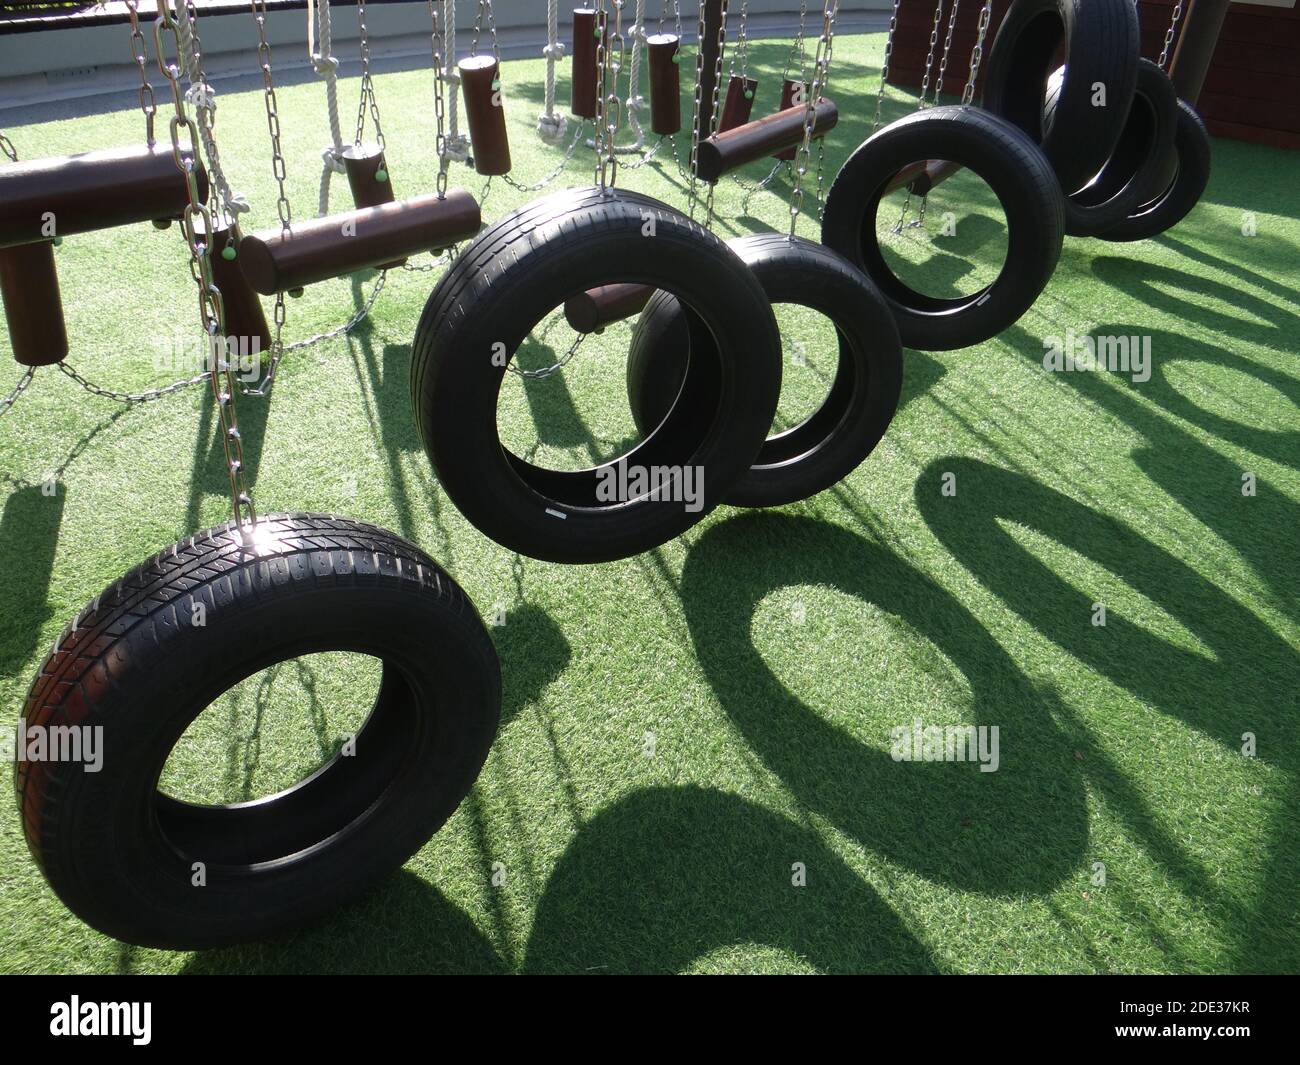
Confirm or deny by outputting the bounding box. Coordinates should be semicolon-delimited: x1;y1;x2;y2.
0;0;1224;948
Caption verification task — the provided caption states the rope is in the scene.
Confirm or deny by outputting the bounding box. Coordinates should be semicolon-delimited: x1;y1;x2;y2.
310;0;347;217
538;0;567;140
444;0;469;159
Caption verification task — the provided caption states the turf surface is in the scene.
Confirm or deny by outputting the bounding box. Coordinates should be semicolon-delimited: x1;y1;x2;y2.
1;31;1298;974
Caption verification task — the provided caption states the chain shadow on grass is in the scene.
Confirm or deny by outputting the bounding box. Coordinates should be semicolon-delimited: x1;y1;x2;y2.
914;457;1299;970
676;512;1088;895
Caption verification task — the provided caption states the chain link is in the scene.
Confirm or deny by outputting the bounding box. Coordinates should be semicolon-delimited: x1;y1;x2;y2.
1159;2;1184;70
505;332;586;380
58;361;211;404
125;0;158;146
873;0;901;133
250;0;293;233
962;0;993;105
917;0;944;107
789;1;835;237
0;367;36;420
354;0;386;150
935;0;961;102
428;0;450;197
502;119;586;192
157;0;255;531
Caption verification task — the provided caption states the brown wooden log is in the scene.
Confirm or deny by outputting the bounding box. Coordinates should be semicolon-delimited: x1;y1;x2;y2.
646;33;681;136
342;144;405;268
0;241;67;366
695;99;838;184
459;55;512;176
773;80;809;160
0;144;208;249
718;74;758;132
571;8;604;119
342;144;396;208
237;189;481;296
564;283;654;334
202;219;273;364
882;158;963;195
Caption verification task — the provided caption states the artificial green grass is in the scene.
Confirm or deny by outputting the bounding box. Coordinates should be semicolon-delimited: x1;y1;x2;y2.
1;31;1298;974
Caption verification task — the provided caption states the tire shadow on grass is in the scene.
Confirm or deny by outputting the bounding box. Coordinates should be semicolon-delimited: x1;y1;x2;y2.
915;456;1299;970
676;512;1088;896
522;786;936;974
184;785;935;974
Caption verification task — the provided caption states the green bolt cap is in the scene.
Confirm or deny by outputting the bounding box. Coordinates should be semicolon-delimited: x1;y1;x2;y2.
221;245;237;261
374;167;389;182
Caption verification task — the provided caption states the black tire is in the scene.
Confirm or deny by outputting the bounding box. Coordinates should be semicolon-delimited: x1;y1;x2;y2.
625;235;903;507
820;106;1064;352
1098;98;1211;242
16;513;501;949
411;186;782;564
983;0;1140;194
1046;58;1180;237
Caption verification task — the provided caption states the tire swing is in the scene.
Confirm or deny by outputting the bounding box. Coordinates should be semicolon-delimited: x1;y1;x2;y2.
410;0;782;564
820;2;1064;353
1042;57;1179;238
13;1;500;950
626;2;903;508
1099;3;1212;243
981;0;1141;197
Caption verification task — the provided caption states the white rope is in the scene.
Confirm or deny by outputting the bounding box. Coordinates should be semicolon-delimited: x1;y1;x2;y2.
624;0;647;150
538;0;568;140
443;0;470;159
311;0;347;216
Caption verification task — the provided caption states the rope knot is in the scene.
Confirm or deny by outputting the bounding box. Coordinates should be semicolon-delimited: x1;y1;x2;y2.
320;146;347;173
542;42;567;61
311;53;340;76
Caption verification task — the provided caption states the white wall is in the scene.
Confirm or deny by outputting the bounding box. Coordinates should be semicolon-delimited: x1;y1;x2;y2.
0;1;891;108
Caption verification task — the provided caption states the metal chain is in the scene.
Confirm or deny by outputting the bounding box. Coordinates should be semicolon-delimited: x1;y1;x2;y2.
688;0;729;223
934;0;961;102
505;331;586;379
428;0;450;197
250;0;293;233
789;0;835;237
59;361;210;404
784;0;808;82
0;132;17;161
125;0;158;146
502;119;586;192
0;367;36;420
732;0;750;79
354;0;386;150
177;1;248;246
917;0;944;108
156;0;255;532
1158;2;1184;70
594;0;628;189
962;0;993;104
873;0;900;133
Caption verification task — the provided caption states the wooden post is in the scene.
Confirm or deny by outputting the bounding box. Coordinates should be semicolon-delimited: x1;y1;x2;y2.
571;8;604;119
647;33;682;135
698;0;726;133
0;241;67;366
460;55;512;176
718;74;758;132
